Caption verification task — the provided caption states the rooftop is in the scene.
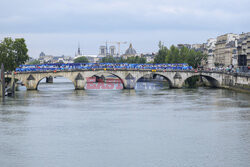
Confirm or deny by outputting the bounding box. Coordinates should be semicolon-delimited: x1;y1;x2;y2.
125;43;137;55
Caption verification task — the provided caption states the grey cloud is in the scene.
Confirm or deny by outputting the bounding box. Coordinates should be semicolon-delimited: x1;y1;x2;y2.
0;0;249;57
0;0;249;33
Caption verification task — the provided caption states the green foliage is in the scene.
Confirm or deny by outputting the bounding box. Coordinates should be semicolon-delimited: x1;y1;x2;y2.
125;56;146;64
214;62;224;67
184;76;200;88
101;56;146;64
100;56;117;63
154;41;168;64
0;37;29;71
74;56;89;63
154;42;207;68
147;61;154;64
154;47;168;64
28;59;40;65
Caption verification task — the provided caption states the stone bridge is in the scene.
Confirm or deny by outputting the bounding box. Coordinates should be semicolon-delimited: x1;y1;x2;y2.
5;69;250;90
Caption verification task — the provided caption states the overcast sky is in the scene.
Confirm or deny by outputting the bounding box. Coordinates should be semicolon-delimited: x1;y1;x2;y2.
0;0;249;57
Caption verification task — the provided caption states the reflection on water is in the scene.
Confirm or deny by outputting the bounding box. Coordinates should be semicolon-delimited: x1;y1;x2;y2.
0;78;250;167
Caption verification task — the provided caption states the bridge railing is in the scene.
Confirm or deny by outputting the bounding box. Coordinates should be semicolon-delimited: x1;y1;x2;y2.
5;67;250;78
15;63;193;72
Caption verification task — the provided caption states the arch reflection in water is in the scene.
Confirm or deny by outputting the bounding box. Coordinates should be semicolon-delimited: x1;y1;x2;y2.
136;74;171;90
38;77;75;91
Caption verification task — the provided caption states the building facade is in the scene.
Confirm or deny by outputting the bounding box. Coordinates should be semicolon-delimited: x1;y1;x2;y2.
142;53;156;63
39;52;73;64
109;46;116;56
204;38;217;68
177;44;191;50
237;32;250;71
99;46;106;57
214;33;239;67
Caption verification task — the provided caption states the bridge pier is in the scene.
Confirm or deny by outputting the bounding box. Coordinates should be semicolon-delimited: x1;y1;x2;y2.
46;76;53;83
123;83;136;89
75;80;86;90
26;74;38;90
172;72;183;88
123;74;136;89
26;82;38;90
172;81;183;88
75;73;86;90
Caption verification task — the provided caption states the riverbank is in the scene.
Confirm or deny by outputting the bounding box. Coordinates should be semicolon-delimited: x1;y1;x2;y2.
222;84;250;94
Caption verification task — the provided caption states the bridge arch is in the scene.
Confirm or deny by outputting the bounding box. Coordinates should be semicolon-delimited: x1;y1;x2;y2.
135;73;174;88
35;74;76;90
182;73;220;88
86;71;125;88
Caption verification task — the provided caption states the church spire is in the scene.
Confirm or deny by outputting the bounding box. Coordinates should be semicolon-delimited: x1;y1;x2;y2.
77;42;81;55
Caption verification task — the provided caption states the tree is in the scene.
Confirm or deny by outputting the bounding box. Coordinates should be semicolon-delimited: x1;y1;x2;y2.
154;43;168;64
186;49;207;68
179;46;190;63
155;41;207;68
28;59;40;65
74;56;89;63
0;37;29;71
101;55;146;64
167;45;179;63
139;57;146;64
101;56;117;63
125;56;146;64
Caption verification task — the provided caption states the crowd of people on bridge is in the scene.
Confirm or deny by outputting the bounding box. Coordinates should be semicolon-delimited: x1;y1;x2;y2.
202;64;250;73
15;63;193;72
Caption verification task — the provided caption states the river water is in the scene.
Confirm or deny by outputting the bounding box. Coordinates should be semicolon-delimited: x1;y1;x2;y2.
0;78;250;167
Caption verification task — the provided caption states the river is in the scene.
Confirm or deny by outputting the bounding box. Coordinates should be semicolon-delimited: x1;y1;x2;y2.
0;77;250;167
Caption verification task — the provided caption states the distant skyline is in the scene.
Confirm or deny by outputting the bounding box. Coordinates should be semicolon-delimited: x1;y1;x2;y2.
0;0;250;57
